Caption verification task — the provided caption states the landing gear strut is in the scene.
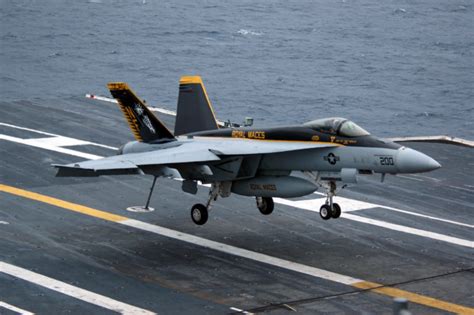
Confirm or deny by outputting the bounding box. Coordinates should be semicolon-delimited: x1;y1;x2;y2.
190;183;220;225
319;181;341;220
256;197;274;215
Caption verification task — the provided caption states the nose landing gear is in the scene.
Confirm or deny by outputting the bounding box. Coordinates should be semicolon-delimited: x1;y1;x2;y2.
319;203;341;220
319;181;342;220
303;172;344;221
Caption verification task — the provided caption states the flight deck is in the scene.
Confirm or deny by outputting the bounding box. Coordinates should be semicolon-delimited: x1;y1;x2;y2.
0;97;473;314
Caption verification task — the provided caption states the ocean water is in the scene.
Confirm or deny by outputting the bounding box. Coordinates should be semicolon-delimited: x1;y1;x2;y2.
0;0;473;139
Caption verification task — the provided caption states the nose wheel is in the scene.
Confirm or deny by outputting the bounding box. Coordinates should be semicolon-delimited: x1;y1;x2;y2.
320;203;341;220
319;204;331;220
331;203;341;218
319;181;342;220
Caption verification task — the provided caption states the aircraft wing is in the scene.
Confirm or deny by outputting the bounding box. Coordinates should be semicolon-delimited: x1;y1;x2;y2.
54;144;221;177
54;139;336;177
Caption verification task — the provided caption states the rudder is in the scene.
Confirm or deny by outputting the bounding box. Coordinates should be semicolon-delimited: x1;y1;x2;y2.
108;82;175;142
175;76;219;136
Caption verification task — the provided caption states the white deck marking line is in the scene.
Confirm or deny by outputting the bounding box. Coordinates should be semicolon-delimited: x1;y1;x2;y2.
289;196;474;229
409;174;442;182
0;135;102;160
0;301;35;315
120;219;361;285
343;214;474;248
275;199;474;246
449;185;474;193
0;262;156;315
312;190;473;228
379;205;474;229
23;136;90;147
397;175;424;182
2;124;472;243
0;122;58;137
229;306;251;314
0;123;116;150
275;197;377;213
87;94;176;116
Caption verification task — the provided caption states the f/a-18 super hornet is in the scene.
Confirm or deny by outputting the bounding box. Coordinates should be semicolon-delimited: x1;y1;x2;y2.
54;76;441;225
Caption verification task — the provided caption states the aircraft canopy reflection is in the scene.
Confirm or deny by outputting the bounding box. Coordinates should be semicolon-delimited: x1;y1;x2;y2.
304;117;370;137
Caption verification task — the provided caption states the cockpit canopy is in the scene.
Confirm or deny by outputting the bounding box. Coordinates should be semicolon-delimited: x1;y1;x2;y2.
303;117;370;137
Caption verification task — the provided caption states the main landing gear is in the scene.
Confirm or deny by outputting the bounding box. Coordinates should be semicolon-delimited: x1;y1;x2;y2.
191;204;208;225
319;181;342;220
190;183;277;225
134;179;277;226
190;183;219;225
256;197;274;215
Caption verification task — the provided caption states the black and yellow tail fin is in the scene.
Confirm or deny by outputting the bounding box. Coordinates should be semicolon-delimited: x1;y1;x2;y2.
174;76;219;136
107;82;175;142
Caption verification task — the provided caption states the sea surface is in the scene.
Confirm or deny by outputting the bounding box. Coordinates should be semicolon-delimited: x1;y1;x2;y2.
0;0;473;139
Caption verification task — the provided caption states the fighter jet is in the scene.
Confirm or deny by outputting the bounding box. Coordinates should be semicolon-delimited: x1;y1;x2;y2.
54;76;441;225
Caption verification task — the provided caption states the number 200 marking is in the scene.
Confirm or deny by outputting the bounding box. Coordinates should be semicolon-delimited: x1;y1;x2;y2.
379;157;394;166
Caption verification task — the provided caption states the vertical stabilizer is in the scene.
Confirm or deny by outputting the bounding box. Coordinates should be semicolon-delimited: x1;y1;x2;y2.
175;76;219;136
107;82;175;142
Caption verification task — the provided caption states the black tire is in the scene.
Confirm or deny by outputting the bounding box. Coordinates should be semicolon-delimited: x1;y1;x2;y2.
257;197;274;215
319;204;332;220
331;203;341;219
191;204;208;225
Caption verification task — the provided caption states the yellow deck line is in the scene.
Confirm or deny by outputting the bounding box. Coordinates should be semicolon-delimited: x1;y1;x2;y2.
1;183;473;314
0;184;127;222
353;281;474;314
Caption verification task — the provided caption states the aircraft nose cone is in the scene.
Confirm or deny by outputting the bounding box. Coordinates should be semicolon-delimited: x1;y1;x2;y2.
397;147;441;173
